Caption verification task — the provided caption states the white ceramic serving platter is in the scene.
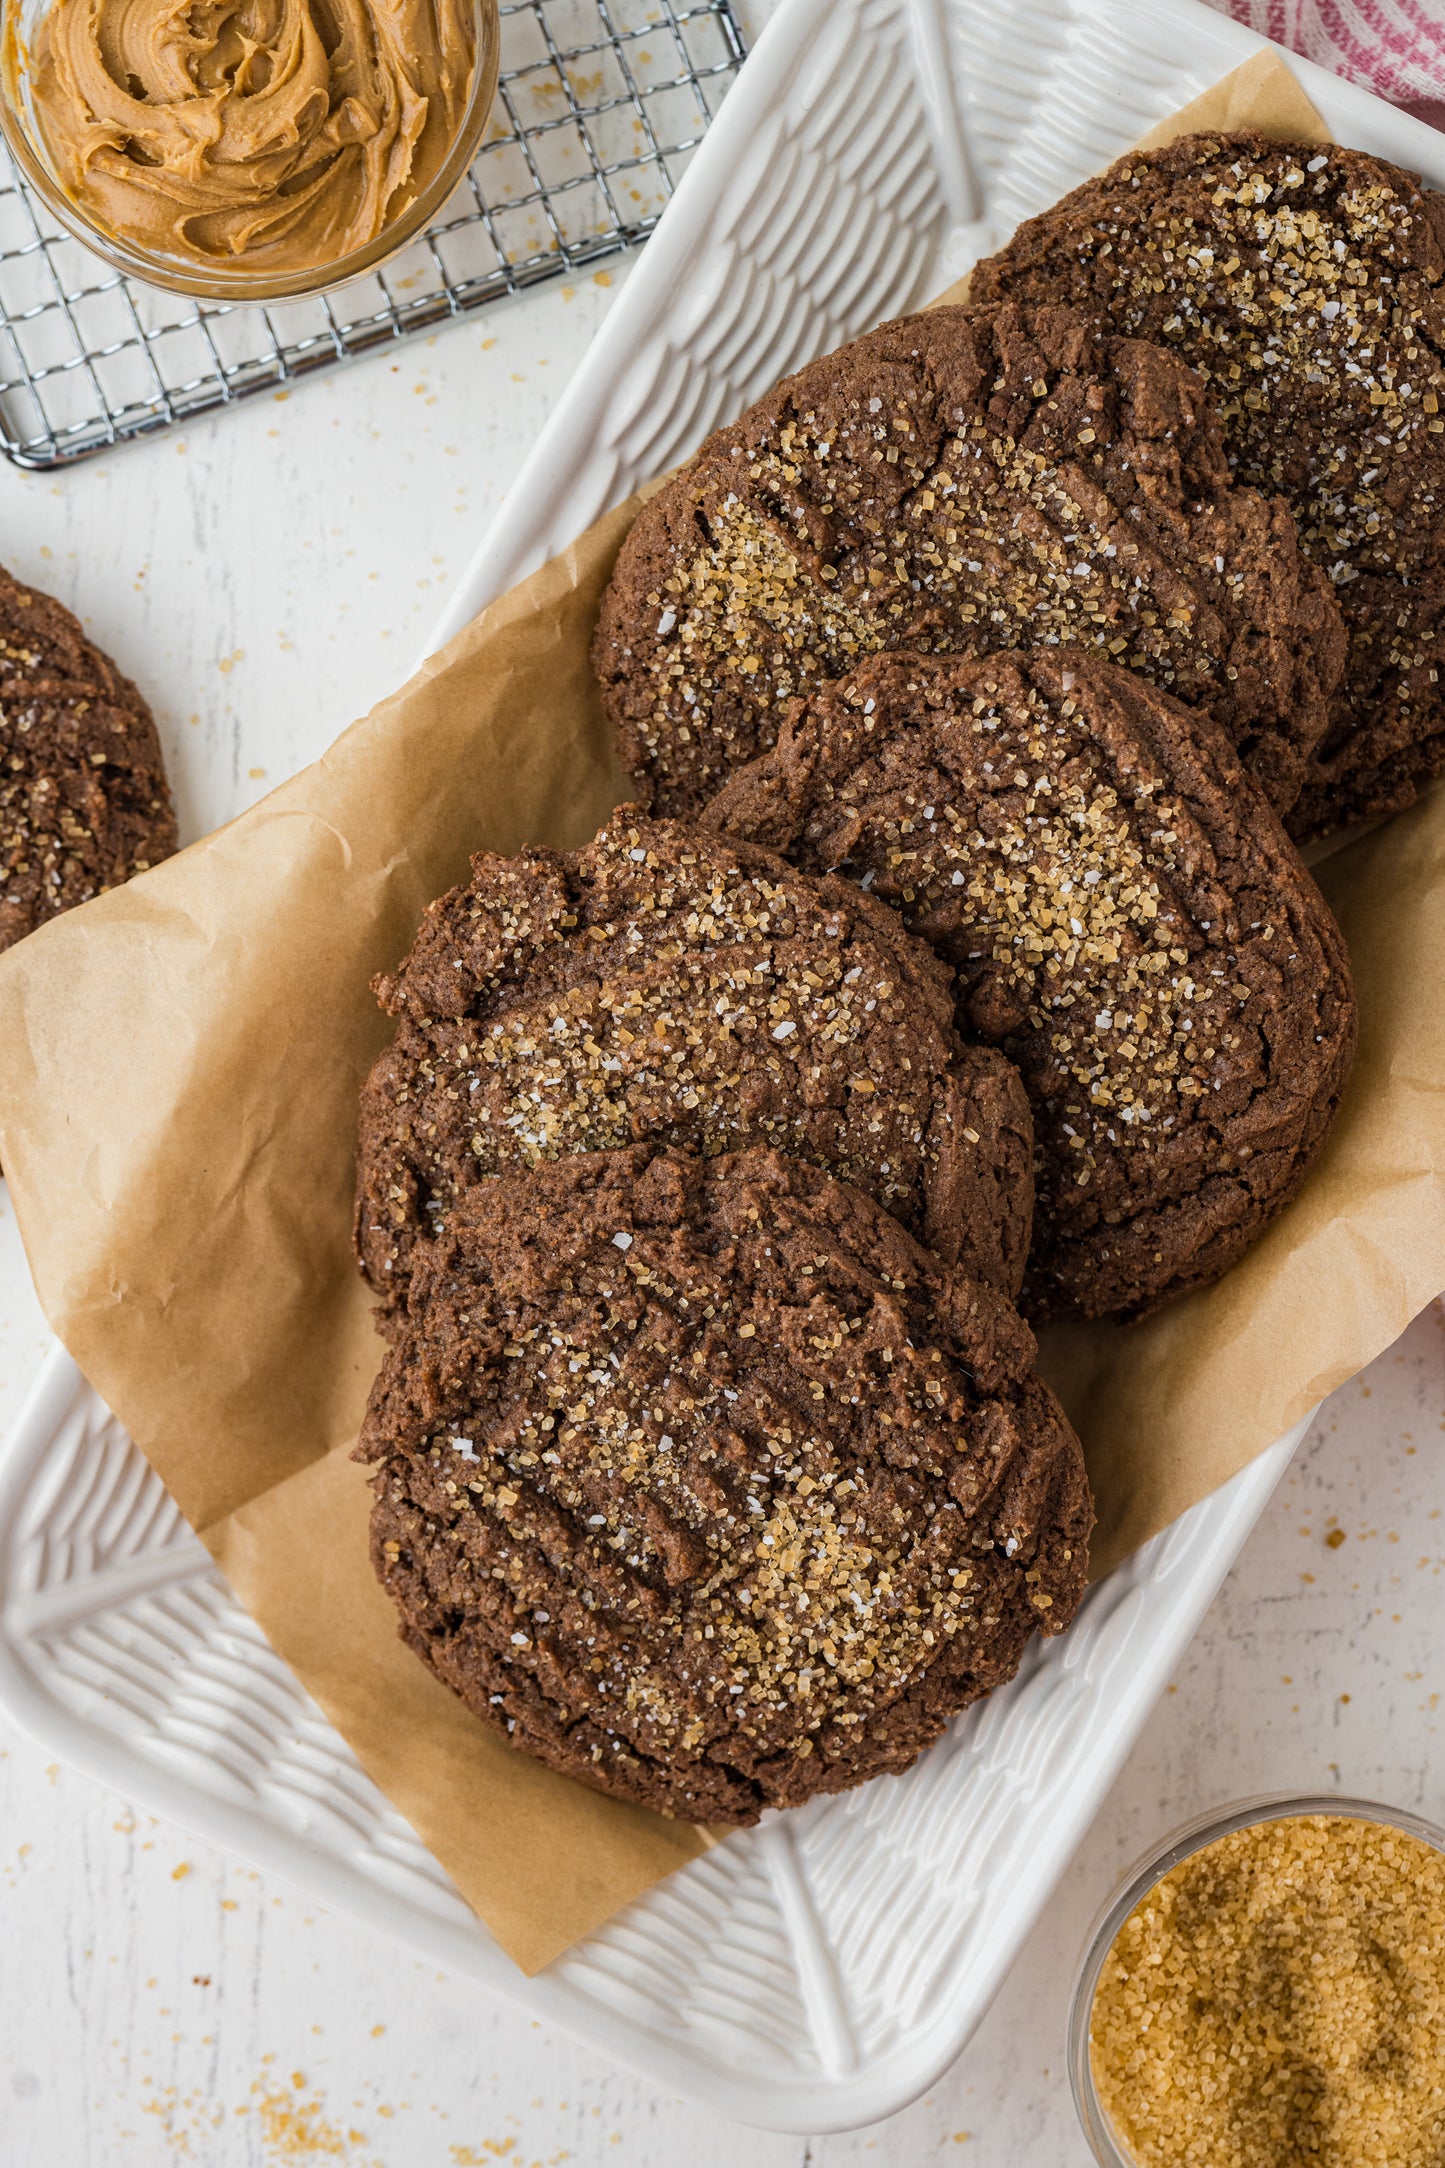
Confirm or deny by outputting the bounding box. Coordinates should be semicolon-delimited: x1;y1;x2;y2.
0;0;1434;2134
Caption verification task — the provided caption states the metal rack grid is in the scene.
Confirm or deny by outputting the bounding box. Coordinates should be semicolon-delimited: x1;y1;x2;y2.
0;0;747;469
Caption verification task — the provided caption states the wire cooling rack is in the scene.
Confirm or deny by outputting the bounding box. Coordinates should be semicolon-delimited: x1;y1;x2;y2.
0;0;746;469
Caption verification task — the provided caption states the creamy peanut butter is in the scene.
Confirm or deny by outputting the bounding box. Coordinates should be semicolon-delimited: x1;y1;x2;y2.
18;0;476;275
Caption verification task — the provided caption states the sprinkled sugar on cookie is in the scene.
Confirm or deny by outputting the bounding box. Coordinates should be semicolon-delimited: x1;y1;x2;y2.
355;814;1035;1311
972;134;1445;837
0;568;176;953
356;1146;1091;1825
706;648;1357;1322
0;562;148;711
593;301;1344;818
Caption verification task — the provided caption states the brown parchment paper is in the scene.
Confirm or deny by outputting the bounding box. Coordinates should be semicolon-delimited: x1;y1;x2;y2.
0;50;1440;1974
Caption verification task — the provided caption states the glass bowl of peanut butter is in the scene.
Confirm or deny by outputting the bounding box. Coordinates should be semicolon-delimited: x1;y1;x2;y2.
0;0;500;300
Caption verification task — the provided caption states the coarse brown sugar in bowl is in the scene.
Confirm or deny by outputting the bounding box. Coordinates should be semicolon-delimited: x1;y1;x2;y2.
1068;1796;1445;2168
0;0;500;302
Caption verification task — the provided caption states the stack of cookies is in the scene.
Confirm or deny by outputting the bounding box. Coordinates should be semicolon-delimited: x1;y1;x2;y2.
354;818;1091;1823
357;130;1426;1825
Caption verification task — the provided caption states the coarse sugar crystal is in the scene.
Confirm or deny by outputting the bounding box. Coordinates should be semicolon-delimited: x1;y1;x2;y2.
1089;1812;1445;2167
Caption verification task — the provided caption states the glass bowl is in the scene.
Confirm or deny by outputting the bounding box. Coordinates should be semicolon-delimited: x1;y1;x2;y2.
1067;1791;1445;2168
0;0;501;303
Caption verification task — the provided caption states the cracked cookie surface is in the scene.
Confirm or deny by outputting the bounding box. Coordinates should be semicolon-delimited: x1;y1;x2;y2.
355;812;1034;1312
706;647;1357;1321
357;1145;1091;1825
0;567;176;953
972;134;1445;838
593;300;1343;819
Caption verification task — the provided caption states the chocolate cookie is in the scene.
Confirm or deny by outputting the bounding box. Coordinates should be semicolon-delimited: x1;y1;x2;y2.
0;592;177;955
593;300;1344;818
0;562;148;716
356;1145;1092;1825
971;134;1445;837
356;812;1034;1310
705;648;1357;1322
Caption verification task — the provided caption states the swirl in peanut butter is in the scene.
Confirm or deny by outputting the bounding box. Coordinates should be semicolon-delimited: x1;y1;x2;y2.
22;0;476;273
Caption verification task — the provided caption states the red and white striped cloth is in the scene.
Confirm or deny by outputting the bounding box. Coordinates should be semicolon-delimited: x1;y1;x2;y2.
1209;0;1445;131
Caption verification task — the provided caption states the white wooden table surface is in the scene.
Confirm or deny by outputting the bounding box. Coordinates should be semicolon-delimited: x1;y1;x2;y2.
2;11;1444;2156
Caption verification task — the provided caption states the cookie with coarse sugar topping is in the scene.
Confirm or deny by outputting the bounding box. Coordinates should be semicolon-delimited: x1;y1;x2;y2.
356;1145;1092;1825
0;563;148;718
355;811;1035;1311
972;133;1445;837
0;665;176;955
592;299;1344;818
705;646;1357;1322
